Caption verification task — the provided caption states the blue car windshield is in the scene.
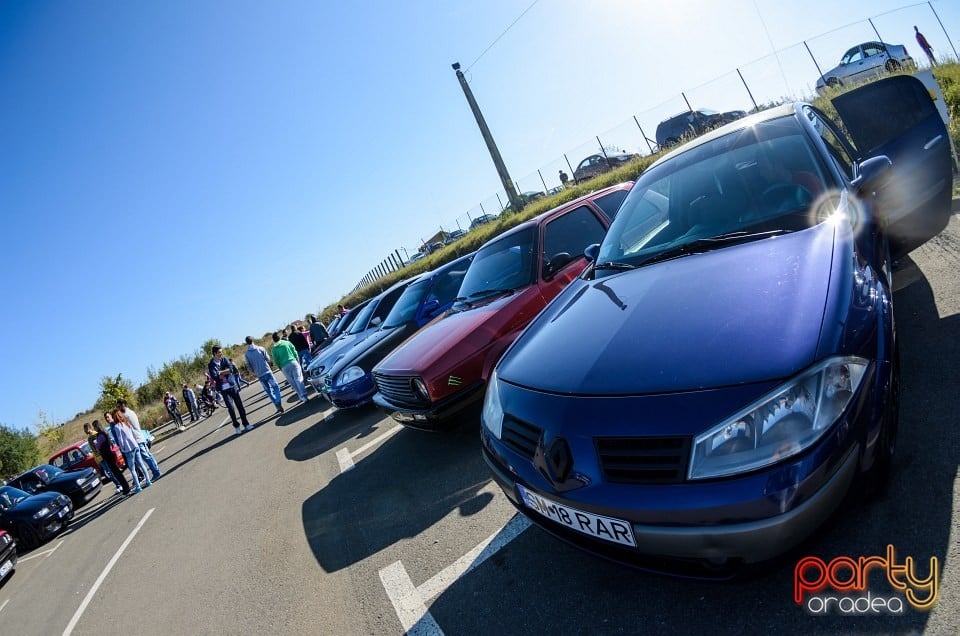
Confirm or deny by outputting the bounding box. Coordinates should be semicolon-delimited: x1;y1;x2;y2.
598;115;833;271
383;279;432;328
458;227;536;300
0;487;30;510
347;301;378;335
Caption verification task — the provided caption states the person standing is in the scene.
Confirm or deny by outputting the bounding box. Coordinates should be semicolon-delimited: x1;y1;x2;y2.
559;169;570;189
85;422;123;494
915;26;936;66
229;357;252;389
288;323;312;370
164;391;185;430
209;346;253;434
271;332;309;403
117;399;162;480
244;336;284;414
91;420;130;495
309;316;329;352
106;410;151;493
183;383;201;421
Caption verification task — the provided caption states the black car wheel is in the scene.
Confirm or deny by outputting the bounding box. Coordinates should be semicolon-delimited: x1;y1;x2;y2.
826;77;841;89
885;59;901;72
16;523;40;551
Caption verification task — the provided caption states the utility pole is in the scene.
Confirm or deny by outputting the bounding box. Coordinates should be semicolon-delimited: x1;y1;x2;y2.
452;62;524;213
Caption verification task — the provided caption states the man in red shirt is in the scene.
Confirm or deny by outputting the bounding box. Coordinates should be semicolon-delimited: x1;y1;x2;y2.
915;26;936;67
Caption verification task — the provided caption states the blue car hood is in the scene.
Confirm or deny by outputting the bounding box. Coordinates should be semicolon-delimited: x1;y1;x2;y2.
499;223;836;395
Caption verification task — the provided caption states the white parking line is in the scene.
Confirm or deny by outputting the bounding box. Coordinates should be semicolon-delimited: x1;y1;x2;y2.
379;514;532;634
335;425;403;474
62;508;155;636
0;599;9;614
18;540;63;562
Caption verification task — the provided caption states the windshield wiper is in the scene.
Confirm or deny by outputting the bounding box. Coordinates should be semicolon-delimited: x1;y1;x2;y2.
637;230;790;268
594;261;636;271
467;287;515;299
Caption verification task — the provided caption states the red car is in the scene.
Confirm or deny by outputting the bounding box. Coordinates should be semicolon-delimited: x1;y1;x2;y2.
49;439;125;476
372;182;632;430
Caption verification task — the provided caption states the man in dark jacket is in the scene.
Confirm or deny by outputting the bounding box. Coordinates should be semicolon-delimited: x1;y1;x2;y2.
208;346;252;435
309;316;329;353
288;324;312;370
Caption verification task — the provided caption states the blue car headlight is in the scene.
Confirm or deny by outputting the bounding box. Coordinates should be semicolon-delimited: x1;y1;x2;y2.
32;506;51;520
482;370;504;439
336;366;365;386
689;356;868;480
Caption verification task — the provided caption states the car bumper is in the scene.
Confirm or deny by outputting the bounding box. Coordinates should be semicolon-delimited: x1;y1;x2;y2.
371;381;486;431
72;478;103;508
38;504;74;540
324;373;377;409
0;538;17;580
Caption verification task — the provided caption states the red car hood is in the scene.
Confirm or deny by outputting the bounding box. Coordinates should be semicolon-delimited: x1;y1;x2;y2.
373;285;546;378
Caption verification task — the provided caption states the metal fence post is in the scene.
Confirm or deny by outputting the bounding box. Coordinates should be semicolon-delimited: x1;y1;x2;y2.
681;92;693;113
929;1;959;59
867;18;883;44
496;193;504;211
803;41;827;88
537;169;548;193
633;116;655;154
563;153;575;177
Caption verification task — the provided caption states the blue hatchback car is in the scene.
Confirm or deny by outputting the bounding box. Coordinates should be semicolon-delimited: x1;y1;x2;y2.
481;75;952;571
319;252;475;408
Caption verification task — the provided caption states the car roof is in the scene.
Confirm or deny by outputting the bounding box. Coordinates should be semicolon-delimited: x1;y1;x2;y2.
50;440;87;457
648;103;798;171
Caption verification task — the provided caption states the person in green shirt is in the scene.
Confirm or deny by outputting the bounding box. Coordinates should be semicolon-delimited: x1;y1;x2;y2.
272;332;309;402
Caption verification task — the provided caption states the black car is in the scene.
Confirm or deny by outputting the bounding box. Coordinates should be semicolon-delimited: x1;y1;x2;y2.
7;464;102;509
655;108;747;149
0;486;73;550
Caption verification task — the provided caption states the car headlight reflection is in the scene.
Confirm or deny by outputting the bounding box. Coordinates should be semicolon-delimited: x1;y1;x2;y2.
32;507;51;520
337;366;365;386
689;357;868;480
482;370;504;439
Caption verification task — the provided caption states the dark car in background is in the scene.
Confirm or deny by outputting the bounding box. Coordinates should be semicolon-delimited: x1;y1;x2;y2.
573;152;639;183
469;214;498;231
371;182;633;430
656;108;747;149
0;486;74;550
815;41;913;92
306;278;415;393
327;298;373;340
8;464;102;510
318;252;475;409
444;229;467;245
0;530;15;583
481;75;951;572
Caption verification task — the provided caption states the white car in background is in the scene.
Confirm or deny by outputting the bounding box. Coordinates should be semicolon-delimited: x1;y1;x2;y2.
816;41;913;92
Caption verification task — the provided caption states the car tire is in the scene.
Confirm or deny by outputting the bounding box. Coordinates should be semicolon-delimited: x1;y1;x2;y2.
16;523;40;551
825;77;841;89
885;59;901;72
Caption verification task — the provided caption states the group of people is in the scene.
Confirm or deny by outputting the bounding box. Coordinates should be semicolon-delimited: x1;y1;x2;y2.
83;399;162;497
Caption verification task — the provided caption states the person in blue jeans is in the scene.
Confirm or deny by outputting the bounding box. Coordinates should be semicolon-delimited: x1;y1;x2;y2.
244;336;284;414
118;399;162;481
106;410;151;493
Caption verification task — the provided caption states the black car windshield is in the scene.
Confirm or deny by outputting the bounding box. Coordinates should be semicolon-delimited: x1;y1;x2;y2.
383;279;431;328
457;227;536;300
0;486;31;510
598;115;834;274
347;300;378;335
34;465;63;483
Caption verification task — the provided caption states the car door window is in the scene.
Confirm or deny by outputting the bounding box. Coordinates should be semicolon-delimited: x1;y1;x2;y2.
803;107;855;180
862;43;883;58
593;189;630;221
542;207;607;274
841;47;863;64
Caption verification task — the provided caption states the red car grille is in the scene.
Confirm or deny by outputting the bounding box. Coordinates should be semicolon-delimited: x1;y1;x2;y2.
373;373;427;409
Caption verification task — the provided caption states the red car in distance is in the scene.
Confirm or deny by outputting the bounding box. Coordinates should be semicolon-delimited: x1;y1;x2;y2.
372;182;632;430
49;439;125;476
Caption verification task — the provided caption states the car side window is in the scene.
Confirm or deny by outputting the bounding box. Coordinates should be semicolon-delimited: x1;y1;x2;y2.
803;107;855;181
842;47;862;64
372;285;407;324
51;455;65;468
593;189;630;221
542;207;607;272
863;43;883;57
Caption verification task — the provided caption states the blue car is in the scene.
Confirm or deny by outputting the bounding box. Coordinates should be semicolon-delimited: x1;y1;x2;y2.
320;252;475;408
481;75;951;572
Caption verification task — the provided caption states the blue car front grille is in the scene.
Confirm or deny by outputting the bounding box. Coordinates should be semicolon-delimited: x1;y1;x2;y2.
501;416;542;459
595;436;689;484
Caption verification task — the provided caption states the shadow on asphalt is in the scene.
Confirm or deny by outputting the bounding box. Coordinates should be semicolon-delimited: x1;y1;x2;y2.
300;417;492;573
423;259;958;635
283;403;384;460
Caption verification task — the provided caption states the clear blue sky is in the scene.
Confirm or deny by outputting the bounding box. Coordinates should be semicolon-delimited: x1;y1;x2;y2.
1;0;956;429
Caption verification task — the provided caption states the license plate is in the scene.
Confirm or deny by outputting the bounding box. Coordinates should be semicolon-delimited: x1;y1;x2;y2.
0;560;11;577
91;477;100;487
517;484;636;547
58;507;68;518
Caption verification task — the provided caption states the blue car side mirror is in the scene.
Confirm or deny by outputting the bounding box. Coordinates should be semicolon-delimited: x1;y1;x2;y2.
851;155;892;197
584;244;600;263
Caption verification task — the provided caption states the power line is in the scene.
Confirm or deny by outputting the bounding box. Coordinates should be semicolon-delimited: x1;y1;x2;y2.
465;0;541;71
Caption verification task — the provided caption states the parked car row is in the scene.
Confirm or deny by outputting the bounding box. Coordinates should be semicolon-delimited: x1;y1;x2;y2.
323;75;950;576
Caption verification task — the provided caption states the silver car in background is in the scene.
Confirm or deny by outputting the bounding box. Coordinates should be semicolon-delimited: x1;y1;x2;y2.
815;41;913;92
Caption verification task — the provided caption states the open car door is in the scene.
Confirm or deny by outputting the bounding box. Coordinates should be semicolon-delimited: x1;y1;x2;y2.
832;74;953;258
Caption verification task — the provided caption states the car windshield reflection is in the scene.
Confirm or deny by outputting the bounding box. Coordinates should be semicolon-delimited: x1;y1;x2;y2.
0;486;31;510
599;115;836;273
457;227;535;301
